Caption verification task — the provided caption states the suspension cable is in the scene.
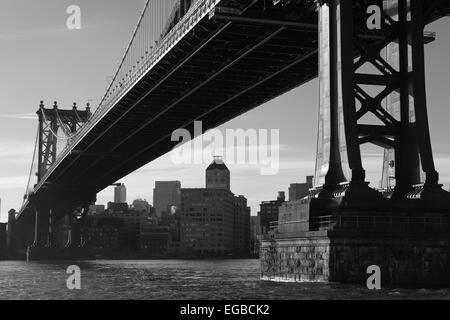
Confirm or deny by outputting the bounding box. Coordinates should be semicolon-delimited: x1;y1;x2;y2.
54;107;74;138
23;126;39;203
39;106;74;141
22;1;199;207
97;0;152;112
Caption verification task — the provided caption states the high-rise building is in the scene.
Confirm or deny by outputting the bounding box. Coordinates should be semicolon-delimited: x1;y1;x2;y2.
84;214;123;253
153;181;181;218
180;188;235;255
250;215;261;256
206;156;230;190
0;223;6;258
258;192;286;235
132;199;152;214
107;202;128;213
289;176;313;201
160;207;181;254
114;183;127;203
179;158;250;256
139;224;170;256
85;203;152;255
233;195;251;255
7;209;16;252
279;176;316;235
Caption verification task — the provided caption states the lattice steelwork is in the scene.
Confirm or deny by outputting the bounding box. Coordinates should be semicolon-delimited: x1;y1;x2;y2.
23;102;91;205
379;0;430;190
37;101;91;181
317;0;448;200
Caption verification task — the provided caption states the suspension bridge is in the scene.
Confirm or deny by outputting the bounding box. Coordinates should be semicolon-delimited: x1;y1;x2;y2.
7;0;450;274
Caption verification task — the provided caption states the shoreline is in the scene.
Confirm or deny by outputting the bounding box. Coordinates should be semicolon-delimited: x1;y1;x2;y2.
0;255;260;262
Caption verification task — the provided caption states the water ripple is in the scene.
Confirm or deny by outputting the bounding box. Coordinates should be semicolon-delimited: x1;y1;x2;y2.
0;260;449;300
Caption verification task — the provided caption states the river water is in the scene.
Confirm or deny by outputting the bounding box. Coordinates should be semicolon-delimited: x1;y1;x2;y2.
1;259;450;300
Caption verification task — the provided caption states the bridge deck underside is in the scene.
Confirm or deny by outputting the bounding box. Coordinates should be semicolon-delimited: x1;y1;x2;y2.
32;0;319;211
21;0;450;217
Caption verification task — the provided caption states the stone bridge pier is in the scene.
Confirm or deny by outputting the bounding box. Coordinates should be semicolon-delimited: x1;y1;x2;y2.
261;0;450;286
13;192;96;259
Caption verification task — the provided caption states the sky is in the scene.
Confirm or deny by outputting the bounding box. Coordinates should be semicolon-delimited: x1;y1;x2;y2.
0;1;449;222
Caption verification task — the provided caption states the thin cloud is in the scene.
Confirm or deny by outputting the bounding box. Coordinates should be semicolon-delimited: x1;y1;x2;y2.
0;26;68;41
0;113;36;120
0;142;35;158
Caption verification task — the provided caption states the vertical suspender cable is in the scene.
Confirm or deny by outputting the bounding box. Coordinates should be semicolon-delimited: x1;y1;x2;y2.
97;0;151;110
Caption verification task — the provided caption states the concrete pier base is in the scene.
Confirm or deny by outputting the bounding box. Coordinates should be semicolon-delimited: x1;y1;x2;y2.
260;198;450;286
261;231;450;286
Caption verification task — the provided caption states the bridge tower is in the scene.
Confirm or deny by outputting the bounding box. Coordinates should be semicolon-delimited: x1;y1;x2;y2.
22;101;92;254
37;101;91;182
314;0;448;202
262;0;450;286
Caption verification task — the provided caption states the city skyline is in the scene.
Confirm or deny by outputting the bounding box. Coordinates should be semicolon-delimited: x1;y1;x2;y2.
1;1;450;222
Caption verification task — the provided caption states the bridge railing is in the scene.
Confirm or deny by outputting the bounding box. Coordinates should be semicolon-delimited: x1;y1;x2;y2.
34;0;221;193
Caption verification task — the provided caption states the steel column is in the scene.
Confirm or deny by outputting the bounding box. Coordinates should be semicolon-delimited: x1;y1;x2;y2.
410;0;438;185
31;205;39;248
391;0;422;197
317;2;347;198
319;1;347;197
78;204;90;248
317;0;380;199
64;211;73;248
44;209;53;248
37;105;44;182
339;0;365;183
316;0;445;200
